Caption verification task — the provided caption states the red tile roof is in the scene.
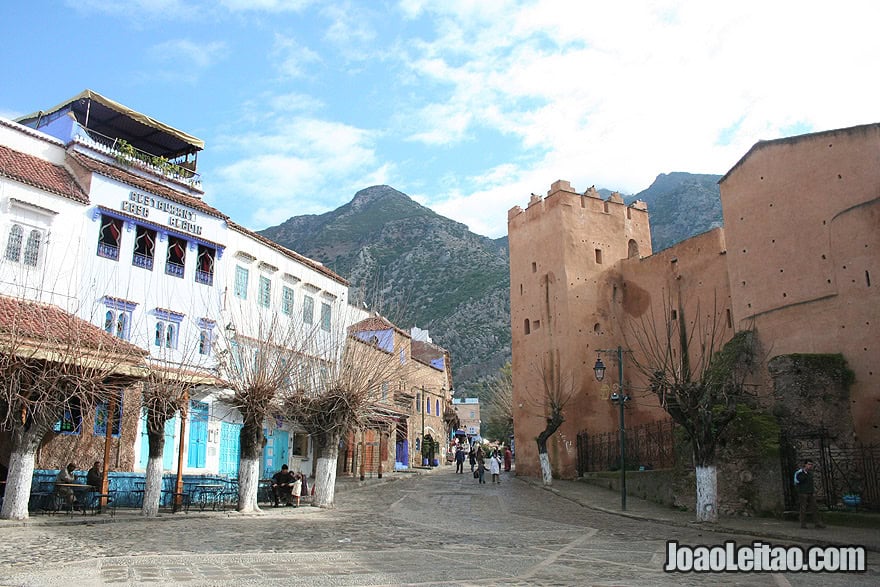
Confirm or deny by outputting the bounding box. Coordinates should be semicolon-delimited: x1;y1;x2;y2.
0;295;146;360
68;151;227;220
0;145;88;204
348;316;410;339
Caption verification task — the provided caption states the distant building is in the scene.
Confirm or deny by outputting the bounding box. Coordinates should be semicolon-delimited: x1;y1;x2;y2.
452;398;481;438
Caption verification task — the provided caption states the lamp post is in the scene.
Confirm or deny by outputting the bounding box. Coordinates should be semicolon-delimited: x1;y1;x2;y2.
594;346;630;511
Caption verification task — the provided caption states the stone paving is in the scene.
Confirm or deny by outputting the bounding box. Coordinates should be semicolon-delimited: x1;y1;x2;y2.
0;467;877;586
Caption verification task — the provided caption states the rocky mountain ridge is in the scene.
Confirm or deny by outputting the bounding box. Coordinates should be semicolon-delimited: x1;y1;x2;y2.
259;174;722;395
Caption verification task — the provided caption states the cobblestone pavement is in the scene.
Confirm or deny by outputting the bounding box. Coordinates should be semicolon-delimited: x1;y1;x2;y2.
0;468;877;586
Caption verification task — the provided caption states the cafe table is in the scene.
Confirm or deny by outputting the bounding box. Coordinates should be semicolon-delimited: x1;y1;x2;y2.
53;483;94;515
193;484;224;511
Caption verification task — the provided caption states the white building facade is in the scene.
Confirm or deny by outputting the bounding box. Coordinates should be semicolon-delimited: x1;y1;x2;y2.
0;90;357;480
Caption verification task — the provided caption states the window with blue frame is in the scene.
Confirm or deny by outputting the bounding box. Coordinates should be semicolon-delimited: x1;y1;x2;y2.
198;318;215;356
132;225;156;270
302;295;314;325
101;296;136;341
165;235;187;278
94;395;123;437
154;308;184;350
234;265;249;299
320;302;332;331
97;214;123;260
282;286;294;315
258;276;271;308
54;398;83;435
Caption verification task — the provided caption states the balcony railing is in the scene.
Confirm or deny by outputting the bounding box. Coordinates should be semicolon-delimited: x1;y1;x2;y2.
195;269;214;286
97;242;119;261
165;261;185;278
132;252;154;270
72;128;201;188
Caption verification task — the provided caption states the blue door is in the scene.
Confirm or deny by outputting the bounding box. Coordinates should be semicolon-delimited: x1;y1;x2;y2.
219;422;242;477
139;410;178;471
187;401;209;468
163;416;177;470
262;428;289;476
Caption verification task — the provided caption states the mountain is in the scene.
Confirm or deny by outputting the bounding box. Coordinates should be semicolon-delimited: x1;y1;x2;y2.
259;175;722;396
259;186;512;395
628;172;723;252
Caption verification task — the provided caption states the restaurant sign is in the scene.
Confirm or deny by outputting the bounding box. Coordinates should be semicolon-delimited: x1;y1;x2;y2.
120;190;204;236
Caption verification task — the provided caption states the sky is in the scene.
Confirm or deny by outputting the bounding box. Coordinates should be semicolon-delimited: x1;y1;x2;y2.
2;1;879;239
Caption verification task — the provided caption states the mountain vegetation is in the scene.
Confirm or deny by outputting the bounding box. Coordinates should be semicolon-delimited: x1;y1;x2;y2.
258;174;722;397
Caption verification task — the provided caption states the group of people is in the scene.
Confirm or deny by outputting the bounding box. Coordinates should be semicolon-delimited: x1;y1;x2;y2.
452;443;511;485
271;464;308;507
53;461;104;509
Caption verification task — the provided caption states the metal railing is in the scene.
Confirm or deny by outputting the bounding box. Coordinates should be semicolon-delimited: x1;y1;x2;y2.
72;128;201;188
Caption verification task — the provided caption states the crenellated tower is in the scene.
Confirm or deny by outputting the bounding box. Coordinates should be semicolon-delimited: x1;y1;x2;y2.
507;179;652;479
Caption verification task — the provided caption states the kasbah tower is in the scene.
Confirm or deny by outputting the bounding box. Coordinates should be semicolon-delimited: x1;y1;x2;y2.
508;123;880;481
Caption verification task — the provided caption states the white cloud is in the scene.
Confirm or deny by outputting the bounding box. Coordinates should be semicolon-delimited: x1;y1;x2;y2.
393;0;880;237
209;114;383;229
219;0;312;12
271;34;322;79
149;39;227;69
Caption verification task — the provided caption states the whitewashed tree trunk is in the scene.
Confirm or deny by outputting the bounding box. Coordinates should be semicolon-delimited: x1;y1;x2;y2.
237;457;260;513
313;440;339;509
0;448;36;520
538;451;553;486
141;456;164;517
695;464;718;522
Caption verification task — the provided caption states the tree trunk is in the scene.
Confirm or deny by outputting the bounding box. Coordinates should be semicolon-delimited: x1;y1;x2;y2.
1;420;52;521
695;465;718;522
693;441;718;522
1;446;37;520
313;435;339;509
141;455;165;517
236;418;263;513
535;412;563;486
538;451;553;486
140;423;167;517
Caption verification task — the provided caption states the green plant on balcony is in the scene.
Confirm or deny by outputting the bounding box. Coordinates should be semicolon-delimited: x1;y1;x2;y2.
114;139;137;165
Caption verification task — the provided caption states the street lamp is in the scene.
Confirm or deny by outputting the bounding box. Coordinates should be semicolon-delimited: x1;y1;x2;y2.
594;346;630;511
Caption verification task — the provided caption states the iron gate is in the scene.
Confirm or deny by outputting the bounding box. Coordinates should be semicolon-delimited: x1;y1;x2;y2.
780;431;880;511
577;420;677;474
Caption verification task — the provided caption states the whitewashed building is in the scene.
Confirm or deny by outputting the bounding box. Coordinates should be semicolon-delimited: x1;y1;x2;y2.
0;90;357;482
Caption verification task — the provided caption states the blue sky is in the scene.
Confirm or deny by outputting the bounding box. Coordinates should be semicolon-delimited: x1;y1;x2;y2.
2;1;878;239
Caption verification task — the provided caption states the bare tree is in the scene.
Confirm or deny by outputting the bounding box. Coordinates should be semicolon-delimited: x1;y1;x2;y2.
0;295;145;520
525;352;574;485
283;318;408;508
139;355;222;517
484;362;513;443
627;293;758;522
215;311;308;514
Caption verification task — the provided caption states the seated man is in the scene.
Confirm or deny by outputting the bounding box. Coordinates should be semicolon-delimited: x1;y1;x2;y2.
86;461;103;490
271;464;296;507
55;462;78;508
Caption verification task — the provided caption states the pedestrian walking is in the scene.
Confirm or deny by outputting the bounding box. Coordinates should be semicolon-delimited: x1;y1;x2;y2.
489;449;502;483
475;446;486;484
503;447;512;472
455;446;466;474
794;459;825;529
468;446;476;472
